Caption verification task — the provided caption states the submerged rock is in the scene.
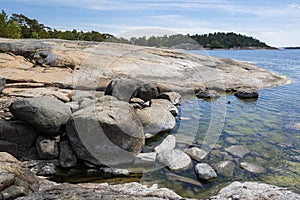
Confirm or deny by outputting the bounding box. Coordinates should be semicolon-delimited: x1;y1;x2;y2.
184;147;208;162
213;161;236;177
239;162;265;173
234;88;259;99
156;149;192;171
10;96;72;136
195;163;217;182
66;100;145;166
225;145;250;158
133;152;157;168
209;181;300;200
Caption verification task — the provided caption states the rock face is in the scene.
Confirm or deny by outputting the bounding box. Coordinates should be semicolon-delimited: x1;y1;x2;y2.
0;152;39;199
137;106;176;135
66;100;145;166
156;149;192;171
195;163;217;182
10;96;72;135
0;77;5;93
234;88;259;99
209;181;300;200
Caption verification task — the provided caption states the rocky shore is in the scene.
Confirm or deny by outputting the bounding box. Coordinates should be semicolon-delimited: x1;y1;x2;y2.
0;39;297;199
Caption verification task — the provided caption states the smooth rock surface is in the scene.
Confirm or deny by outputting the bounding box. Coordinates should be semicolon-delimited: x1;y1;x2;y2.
137;106;176;135
239;162;265;173
225;145;250;158
184;147;208;162
10;96;72;135
195;163;217;182
156;149;192;171
154;135;176;153
67;100;145;166
209;181;300;200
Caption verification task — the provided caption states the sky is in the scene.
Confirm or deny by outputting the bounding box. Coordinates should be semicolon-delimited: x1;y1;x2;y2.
2;0;300;47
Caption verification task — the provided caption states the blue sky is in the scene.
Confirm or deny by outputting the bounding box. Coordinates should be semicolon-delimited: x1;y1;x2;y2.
2;0;300;47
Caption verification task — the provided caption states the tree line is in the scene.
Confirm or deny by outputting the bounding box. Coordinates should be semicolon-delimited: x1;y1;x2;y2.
0;10;271;49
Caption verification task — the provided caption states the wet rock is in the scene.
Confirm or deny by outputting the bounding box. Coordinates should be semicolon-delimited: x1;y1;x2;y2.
133;152;157;168
105;77;144;102
0;152;39;195
234;88;259;99
225;145;250;158
36;136;59;160
195;163;217;182
156;149;192;171
0;173;15;191
1;185;27;199
239;162;265;173
165;173;203;187
184;147;208;162
196;90;220;99
10;96;72;136
213;161;236;177
67;100;145;166
151;99;178;116
0;77;5;93
59;140;77;168
157;92;181;105
154;135;176;153
137;106;176;135
209;181;300;200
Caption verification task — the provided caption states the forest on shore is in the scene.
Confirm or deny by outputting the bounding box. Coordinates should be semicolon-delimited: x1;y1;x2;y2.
0;10;272;49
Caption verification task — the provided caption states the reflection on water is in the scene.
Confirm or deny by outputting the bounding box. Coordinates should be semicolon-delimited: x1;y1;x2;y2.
140;49;300;198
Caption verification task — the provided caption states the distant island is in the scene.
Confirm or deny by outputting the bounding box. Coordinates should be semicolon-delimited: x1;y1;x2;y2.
0;9;274;50
284;47;300;50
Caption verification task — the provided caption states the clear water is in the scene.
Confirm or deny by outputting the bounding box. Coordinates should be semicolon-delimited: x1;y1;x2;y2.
54;49;300;199
140;49;300;199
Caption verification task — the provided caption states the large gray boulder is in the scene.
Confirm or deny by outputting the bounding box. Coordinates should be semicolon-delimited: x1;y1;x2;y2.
209;181;300;200
66;100;145;166
137;106;176;135
0;77;5;93
10;96;72;135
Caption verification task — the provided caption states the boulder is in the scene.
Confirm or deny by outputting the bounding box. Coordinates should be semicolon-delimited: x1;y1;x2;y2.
154;135;176;153
137;106;176;135
104;78;144;102
209;181;300;200
195;163;217;182
225;145;250;159
184;147;208;162
151;99;178;116
36;136;59;160
234;88;259;99
59;140;77;168
66;100;145;166
157;92;181;105
196;90;220;99
0;152;39;198
135;83;159;102
156;149;192;171
10;96;72;136
0;77;5;93
239;162;265;173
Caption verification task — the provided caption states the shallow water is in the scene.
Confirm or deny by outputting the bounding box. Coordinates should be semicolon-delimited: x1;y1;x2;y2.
140;49;300;198
54;49;300;199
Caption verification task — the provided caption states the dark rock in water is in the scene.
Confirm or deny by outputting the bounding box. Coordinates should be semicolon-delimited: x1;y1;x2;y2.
209;181;300;200
67;100;145;166
10;96;72;136
151;99;178;116
0;77;6;93
195;163;217;182
59;140;77;168
0;120;38;147
234;88;259;99
137;106;176;135
0;152;39;197
157;92;181;105
105;77;144;102
36;136;59;160
239;162;265;173
165;173;203;187
196;90;220;99
156;149;192;171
